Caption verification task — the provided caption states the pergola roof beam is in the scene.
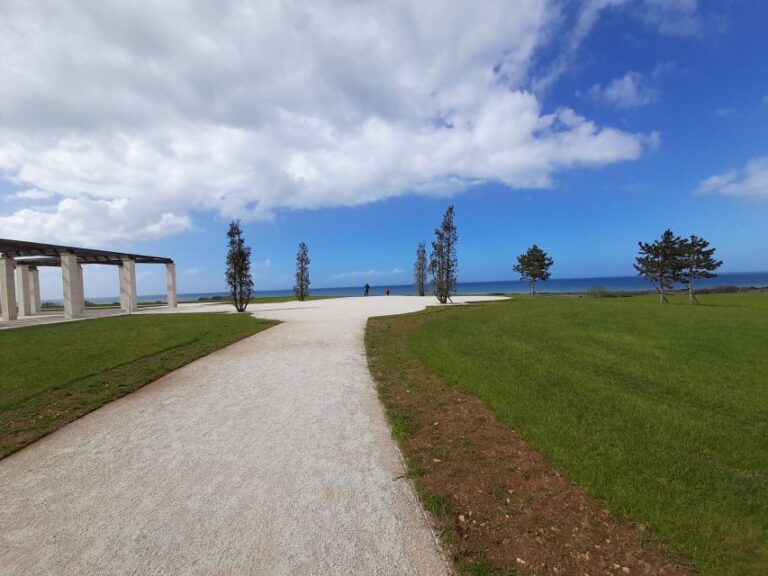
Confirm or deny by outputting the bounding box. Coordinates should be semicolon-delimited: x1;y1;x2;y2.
0;238;173;265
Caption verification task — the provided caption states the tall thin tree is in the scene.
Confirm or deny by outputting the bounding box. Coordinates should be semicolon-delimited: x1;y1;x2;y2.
429;206;458;304
513;245;554;295
294;242;311;301
678;235;722;303
634;229;683;304
413;241;427;297
225;220;253;312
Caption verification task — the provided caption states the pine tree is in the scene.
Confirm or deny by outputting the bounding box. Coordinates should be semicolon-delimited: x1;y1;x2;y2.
513;245;554;295
225;220;253;312
429;206;458;304
413;241;427;297
634;229;684;304
294;242;311;301
678;235;722;303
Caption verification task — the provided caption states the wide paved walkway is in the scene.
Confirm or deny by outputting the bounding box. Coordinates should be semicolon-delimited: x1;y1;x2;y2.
0;295;502;575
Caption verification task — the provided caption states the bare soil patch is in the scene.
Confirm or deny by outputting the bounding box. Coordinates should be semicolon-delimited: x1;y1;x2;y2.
366;311;696;576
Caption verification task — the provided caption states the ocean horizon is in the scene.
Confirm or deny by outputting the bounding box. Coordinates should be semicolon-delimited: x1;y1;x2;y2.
68;271;768;305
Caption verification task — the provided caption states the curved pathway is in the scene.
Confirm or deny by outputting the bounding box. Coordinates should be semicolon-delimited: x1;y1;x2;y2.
0;295;503;575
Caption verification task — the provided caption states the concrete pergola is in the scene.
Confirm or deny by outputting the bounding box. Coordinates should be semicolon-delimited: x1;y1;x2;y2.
0;238;177;323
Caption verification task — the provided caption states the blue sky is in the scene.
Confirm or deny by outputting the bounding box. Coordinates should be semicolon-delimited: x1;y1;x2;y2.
0;1;766;297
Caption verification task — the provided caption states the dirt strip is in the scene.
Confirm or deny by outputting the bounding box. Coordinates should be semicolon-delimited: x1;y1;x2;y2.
367;311;697;576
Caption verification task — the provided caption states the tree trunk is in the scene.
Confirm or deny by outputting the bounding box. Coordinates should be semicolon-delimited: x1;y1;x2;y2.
688;281;698;304
530;280;536;296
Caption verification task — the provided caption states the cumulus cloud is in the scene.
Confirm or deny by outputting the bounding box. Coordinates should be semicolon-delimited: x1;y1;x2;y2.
0;0;657;245
697;157;768;199
590;72;658;108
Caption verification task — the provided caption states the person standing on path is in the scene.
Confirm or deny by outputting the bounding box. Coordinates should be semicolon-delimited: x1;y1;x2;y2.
385;288;391;296
364;283;370;296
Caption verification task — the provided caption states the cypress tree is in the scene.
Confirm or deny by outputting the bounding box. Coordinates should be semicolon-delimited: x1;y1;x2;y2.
294;242;311;301
413;241;427;297
225;220;254;312
513;245;554;295
429;206;458;304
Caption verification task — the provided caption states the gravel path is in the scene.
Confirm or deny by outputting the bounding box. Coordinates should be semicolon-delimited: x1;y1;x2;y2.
0;295;503;575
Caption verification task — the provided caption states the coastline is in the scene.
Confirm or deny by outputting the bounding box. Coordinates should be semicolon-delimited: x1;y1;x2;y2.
39;271;768;305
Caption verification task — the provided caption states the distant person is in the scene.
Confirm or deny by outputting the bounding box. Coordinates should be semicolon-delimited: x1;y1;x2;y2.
385;288;391;296
364;283;370;296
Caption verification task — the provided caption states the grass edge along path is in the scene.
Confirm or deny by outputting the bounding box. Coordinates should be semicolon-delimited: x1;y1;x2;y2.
1;313;276;459
36;294;335;311
366;308;694;576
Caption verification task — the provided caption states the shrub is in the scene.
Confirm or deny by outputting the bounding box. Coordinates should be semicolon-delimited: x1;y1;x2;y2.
587;286;607;297
698;285;740;294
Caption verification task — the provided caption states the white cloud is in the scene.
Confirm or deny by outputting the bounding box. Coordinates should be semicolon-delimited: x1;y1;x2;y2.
697;157;768;199
0;197;192;245
532;0;629;94
639;0;710;36
5;188;56;201
531;0;705;94
590;72;658;108
0;0;656;245
333;267;404;280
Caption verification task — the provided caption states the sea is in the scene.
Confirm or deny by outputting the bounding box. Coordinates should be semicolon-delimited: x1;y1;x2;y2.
78;271;768;304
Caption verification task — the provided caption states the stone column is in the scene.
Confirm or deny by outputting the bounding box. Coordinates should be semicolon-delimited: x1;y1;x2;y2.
0;256;17;322
120;258;137;313
78;264;86;311
29;267;41;315
119;266;126;310
61;253;84;319
16;263;31;317
165;263;177;308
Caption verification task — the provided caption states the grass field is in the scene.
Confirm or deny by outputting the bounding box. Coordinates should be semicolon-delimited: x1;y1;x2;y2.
401;293;767;575
0;313;274;458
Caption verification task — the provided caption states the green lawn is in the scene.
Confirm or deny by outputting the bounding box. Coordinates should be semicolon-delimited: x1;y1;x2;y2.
407;293;768;576
1;313;275;458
